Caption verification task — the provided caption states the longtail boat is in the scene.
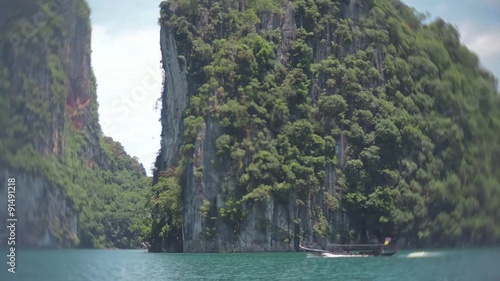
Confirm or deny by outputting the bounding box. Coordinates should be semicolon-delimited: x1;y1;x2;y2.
300;237;398;257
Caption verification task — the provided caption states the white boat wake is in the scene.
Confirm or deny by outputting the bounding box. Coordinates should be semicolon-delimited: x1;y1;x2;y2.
306;253;369;258
321;253;369;258
406;251;444;258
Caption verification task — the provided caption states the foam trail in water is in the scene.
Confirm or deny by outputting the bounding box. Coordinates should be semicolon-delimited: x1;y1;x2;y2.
305;253;368;258
405;251;444;258
321;253;368;258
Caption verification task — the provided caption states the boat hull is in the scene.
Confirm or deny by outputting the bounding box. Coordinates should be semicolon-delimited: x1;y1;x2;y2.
300;245;397;257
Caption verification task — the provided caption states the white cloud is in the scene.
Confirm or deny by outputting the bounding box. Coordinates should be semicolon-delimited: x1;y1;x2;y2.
91;25;162;175
467;32;500;60
458;21;500;71
457;22;500;80
458;23;500;60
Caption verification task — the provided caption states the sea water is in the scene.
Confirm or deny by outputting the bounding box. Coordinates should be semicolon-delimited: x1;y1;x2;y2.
1;248;499;280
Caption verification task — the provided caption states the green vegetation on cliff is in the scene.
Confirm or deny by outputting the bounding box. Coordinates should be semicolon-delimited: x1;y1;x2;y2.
0;0;151;249
150;0;500;250
77;137;152;249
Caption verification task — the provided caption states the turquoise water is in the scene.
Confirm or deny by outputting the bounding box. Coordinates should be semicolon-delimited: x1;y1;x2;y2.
1;248;499;280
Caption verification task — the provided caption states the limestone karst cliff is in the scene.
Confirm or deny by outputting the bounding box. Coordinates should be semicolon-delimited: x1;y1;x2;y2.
149;0;500;252
0;0;150;248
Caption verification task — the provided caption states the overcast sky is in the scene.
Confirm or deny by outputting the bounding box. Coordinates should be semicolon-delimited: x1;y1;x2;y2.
86;0;500;176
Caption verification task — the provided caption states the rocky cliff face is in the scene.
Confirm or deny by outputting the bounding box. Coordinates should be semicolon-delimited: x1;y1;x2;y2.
0;0;98;248
152;0;366;253
0;0;100;159
0;0;147;248
0;169;78;247
157;22;189;170
152;0;500;252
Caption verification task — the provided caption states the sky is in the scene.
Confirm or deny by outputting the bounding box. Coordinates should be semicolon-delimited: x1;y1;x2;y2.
87;0;162;175
86;0;500;176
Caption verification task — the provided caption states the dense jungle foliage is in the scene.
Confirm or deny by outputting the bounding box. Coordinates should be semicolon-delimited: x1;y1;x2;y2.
150;0;500;248
0;0;151;249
